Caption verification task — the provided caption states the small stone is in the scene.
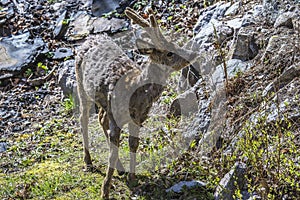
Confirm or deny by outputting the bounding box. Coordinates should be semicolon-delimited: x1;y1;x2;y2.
274;12;294;28
166;180;207;193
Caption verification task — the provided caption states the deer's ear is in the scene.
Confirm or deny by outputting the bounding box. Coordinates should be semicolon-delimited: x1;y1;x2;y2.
136;39;154;55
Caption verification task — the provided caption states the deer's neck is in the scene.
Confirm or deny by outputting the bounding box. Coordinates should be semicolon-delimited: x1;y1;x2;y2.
139;62;172;85
129;62;172;125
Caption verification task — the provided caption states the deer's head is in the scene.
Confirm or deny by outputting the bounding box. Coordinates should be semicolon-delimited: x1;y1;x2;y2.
125;7;198;71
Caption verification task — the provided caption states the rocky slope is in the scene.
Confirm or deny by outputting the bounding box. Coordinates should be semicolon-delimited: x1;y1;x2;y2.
0;0;299;199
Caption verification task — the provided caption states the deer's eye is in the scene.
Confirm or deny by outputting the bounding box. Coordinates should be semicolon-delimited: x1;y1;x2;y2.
167;52;174;57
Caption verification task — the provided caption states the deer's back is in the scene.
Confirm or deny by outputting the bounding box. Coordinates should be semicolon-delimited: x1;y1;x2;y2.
76;34;138;110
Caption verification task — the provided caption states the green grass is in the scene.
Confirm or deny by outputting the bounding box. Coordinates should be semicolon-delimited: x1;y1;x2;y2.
0;113;214;199
0;118;133;199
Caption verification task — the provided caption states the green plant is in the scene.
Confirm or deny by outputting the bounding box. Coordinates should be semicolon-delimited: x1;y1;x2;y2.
25;68;33;77
203;0;212;8
102;10;123;19
62;94;76;114
45;52;54;59
231;112;299;199
64;56;71;61
37;62;48;72
62;19;69;25
133;0;148;10
234;68;243;78
47;0;57;4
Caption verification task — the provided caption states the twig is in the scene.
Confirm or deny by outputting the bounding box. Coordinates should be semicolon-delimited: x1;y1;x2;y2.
26;66;57;86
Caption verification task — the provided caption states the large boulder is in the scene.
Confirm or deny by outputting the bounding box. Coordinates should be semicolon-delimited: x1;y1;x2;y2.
0;32;46;79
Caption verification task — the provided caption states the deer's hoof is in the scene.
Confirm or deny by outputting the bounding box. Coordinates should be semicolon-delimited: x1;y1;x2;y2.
127;173;138;187
117;170;126;176
83;164;94;172
101;193;109;200
101;181;110;199
116;161;125;176
128;173;136;181
101;194;109;200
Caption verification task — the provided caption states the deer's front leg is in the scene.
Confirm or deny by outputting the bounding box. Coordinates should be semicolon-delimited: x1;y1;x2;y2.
101;118;121;199
128;123;140;181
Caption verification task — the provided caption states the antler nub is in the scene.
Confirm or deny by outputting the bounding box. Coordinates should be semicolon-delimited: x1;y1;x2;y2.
125;7;169;49
125;7;149;28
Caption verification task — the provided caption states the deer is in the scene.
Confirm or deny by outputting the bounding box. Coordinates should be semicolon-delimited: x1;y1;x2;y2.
75;7;198;199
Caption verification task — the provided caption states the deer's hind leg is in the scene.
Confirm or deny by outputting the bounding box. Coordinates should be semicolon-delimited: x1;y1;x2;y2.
98;108;125;175
78;94;93;169
101;112;121;199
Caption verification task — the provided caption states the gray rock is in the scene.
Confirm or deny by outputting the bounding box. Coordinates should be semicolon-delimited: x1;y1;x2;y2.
92;17;129;34
67;12;129;40
241;14;257;27
252;5;264;17
212;2;232;19
91;0;121;17
261;78;300;123
116;0;136;14
182;79;212;140
57;60;77;97
261;35;290;64
53;10;68;39
195;18;222;45
190;97;211;134
53;48;73;60
262;0;299;24
169;90;198;118
230;28;259;61
216;24;234;44
81;0;93;9
226;18;243;30
263;0;280;24
212;59;251;87
262;62;300;97
225;2;241;16
0;142;7;152
214;162;247;200
194;1;231;34
0;0;10;6
166;180;207;193
67;12;93;41
194;19;234;51
0;32;46;79
0;2;14;23
274;12;295;28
